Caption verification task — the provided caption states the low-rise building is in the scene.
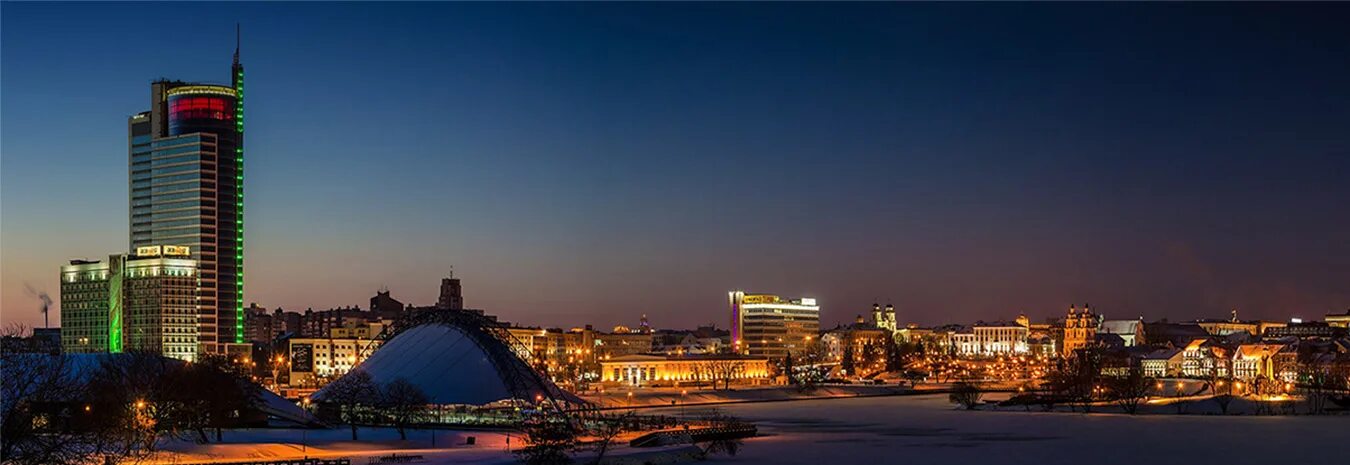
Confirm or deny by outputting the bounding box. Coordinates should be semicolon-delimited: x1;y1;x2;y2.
1326;310;1350;329
1181;339;1229;377
972;321;1029;354
596;331;655;358
1232;343;1296;381
1140;348;1184;378
1098;319;1146;347
822;315;891;375
1264;322;1346;339
600;354;770;387
286;329;383;388
950;332;979;356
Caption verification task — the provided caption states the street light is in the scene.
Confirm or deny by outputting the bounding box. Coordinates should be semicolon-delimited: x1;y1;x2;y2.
680;389;687;417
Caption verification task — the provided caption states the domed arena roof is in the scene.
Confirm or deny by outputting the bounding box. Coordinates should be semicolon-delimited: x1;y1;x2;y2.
314;310;584;407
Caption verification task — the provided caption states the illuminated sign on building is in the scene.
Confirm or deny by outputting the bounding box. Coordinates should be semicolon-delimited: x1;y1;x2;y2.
740;294;781;305
291;343;314;373
136;245;190;257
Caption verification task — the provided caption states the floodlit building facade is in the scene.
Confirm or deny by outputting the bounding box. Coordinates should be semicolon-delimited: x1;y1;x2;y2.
1327;310;1350;329
1141;348;1184;378
1062;304;1099;356
600;354;770;387
286;335;383;387
871;303;897;333
60;247;199;361
729;291;820;359
972;322;1030;354
1181;339;1230;377
1232;344;1296;381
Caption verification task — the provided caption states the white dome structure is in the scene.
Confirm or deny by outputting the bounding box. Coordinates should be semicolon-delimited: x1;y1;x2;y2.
314;310;583;407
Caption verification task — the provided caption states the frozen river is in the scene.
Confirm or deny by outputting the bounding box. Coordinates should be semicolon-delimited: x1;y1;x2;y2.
655;394;1347;465
158;394;1345;465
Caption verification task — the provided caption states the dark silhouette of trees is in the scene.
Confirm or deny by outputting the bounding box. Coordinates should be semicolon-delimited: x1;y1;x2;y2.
514;411;579;465
588;410;636;465
841;343;856;377
1;348;260;465
380;377;429;440
948;382;983;410
1200;358;1236;415
322;370;380;440
707;359;746;390
187;354;259;442
1298;362;1348;415
1107;367;1153;415
1;351;91;465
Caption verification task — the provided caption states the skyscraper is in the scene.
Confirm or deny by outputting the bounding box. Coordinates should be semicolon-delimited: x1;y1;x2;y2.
128;31;245;353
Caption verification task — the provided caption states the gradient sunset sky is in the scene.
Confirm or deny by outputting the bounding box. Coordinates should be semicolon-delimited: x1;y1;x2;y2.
3;2;1348;330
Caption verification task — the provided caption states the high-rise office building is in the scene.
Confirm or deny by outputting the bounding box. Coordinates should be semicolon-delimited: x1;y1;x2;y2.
728;291;820;359
60;246;200;361
128;34;245;353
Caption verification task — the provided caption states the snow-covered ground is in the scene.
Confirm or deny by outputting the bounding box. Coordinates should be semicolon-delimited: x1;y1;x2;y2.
660;394;1348;465
150;394;1345;464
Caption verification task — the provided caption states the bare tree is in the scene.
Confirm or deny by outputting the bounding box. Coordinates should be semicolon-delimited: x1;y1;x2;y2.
1050;348;1104;413
0;351;92;465
380;377;429;440
515;411;579;465
184;353;259;442
1201;358;1236;415
321;370;380;440
1297;362;1347;415
707;360;746;391
1107;367;1153;415
588;410;636;465
948;382;983;410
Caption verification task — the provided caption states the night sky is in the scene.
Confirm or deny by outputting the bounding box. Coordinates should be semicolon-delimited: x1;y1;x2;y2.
3;3;1347;330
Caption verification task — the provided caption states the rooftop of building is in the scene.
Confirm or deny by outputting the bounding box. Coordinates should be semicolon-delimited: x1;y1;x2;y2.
1099;319;1143;334
972;320;1025;328
602;353;768;362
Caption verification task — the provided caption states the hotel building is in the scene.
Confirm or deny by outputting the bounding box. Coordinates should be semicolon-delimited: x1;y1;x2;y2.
729;291;820;359
60;246;199;361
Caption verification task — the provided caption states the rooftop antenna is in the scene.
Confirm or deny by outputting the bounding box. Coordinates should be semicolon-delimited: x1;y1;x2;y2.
233;23;241;65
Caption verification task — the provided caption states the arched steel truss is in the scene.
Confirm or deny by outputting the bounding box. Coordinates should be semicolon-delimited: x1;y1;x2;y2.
361;309;586;410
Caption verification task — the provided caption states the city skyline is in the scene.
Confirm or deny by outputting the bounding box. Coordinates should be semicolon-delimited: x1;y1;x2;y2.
4;3;1350;331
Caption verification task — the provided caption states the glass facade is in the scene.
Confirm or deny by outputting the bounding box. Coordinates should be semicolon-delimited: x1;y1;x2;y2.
128;78;244;353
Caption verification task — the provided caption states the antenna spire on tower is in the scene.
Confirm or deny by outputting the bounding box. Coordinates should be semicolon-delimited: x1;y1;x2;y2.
233;23;241;65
